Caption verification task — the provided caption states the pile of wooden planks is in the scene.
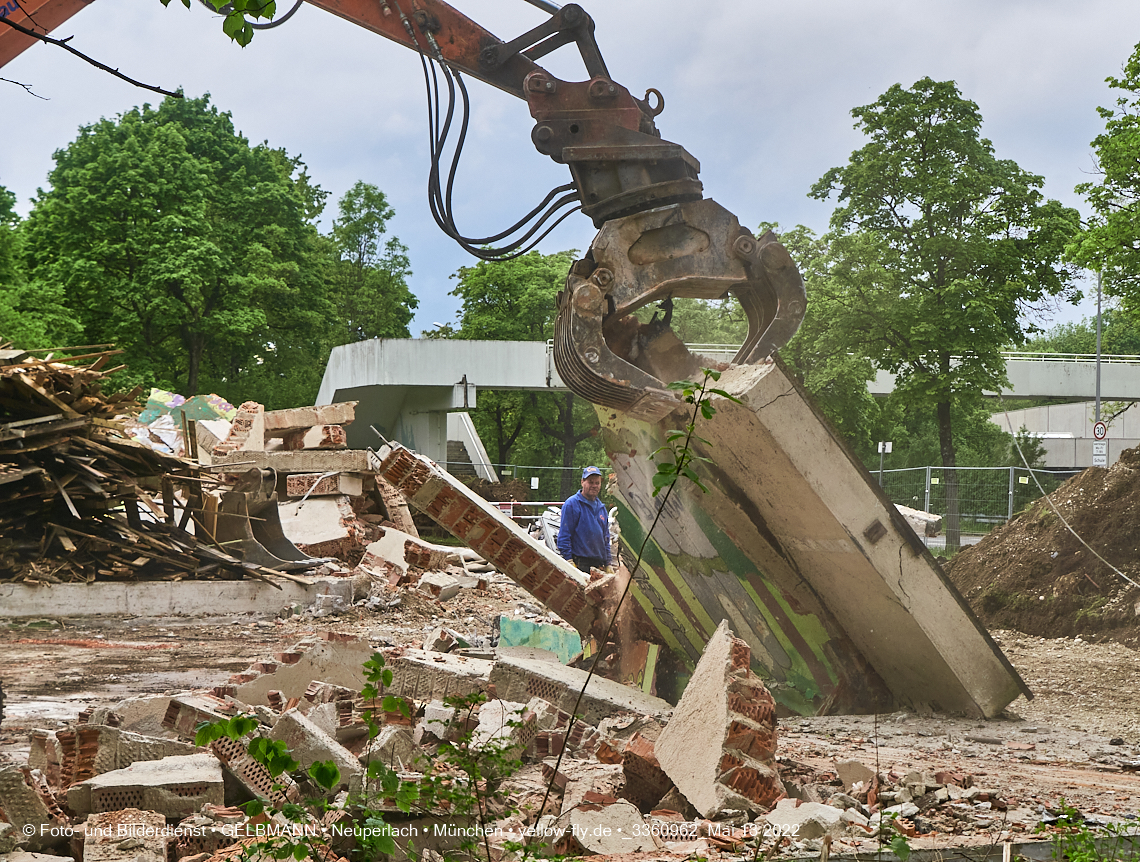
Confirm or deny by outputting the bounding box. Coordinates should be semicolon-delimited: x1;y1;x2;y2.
0;344;319;586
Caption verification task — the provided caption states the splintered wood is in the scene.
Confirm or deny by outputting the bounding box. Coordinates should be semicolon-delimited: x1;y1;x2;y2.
0;345;294;586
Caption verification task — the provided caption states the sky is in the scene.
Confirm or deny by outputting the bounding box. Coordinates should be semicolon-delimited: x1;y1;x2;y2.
3;0;1139;337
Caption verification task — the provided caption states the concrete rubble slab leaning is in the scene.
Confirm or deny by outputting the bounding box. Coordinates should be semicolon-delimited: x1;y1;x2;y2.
599;356;1027;716
654;620;783;818
0;765;69;851
371;443;602;637
268;710;361;790
762;798;847;839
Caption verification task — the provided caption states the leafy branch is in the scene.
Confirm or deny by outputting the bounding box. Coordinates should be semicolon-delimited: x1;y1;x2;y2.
163;0;278;46
650;369;741;496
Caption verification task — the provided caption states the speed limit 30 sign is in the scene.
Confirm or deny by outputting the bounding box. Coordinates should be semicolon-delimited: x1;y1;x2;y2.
1093;421;1108;441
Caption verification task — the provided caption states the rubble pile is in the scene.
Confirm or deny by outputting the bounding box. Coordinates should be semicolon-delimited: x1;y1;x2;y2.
945;446;1140;644
3;615;1122;861
0;347;295;585
0;345;440;587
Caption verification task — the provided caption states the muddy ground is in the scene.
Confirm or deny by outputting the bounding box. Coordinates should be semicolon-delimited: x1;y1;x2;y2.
2;578;1139;838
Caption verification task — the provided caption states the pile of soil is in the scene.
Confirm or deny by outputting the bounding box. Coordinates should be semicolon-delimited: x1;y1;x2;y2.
944;446;1140;645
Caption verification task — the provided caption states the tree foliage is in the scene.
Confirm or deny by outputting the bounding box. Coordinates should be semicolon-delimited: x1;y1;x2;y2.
1024;312;1140;356
19;97;417;408
328;181;416;343
809;78;1080;545
445;250;604;497
449;251;575;342
23;95;329;401
1069;40;1140;310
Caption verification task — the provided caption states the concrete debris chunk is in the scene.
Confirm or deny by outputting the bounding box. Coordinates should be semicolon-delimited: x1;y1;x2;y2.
232;636;373;706
263;402;357;435
213;401;265;454
561;800;661;855
417;571;461;601
359;529;453;579
0;822;16;855
655;620;783;818
414;700;457;744
207;735;300;806
161;693;235;740
382;649;492;703
422;626;464;653
488;653;672;726
360;725;418;772
896;503;942;537
470;700;536;757
278;495;368;560
558;762;624;816
836;759;876;791
66;753;223;817
0;765;69;851
81;809;168;862
763;798;846;839
268;710;361;790
285;472;364;498
171;813;236;860
281;424;347;451
29;726;198;790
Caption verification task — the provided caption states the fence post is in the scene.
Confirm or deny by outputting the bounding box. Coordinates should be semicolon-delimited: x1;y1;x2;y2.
1008;466;1015;522
924;466;932;514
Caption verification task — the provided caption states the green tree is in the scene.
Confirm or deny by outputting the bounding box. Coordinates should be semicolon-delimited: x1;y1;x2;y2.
0;184;82;348
446;250;603;494
329;181;417;342
810;78;1080;547
1069;40;1140;309
22;95;329;402
1024;312;1140;356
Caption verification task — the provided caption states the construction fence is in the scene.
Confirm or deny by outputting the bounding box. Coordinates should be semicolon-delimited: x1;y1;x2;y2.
877;465;1081;547
445;460;1082;548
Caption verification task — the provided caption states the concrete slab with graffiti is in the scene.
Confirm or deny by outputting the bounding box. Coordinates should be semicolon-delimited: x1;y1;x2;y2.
599;357;1029;719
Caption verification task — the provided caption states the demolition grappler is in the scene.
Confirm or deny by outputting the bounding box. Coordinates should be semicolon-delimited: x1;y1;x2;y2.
557;466;611;573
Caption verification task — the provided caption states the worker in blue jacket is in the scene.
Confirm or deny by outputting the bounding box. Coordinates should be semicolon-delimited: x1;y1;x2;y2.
557;465;612;573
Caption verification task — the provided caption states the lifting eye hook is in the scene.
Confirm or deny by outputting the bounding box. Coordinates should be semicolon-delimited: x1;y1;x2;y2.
642;88;665;117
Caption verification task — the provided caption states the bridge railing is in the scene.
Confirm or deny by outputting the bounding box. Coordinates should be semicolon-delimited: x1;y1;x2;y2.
1000;351;1140;364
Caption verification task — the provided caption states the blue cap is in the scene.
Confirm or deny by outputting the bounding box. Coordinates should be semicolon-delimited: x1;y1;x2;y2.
582;465;602;479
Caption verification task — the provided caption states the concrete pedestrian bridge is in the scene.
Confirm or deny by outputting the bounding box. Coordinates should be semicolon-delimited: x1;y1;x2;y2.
317;340;1140;462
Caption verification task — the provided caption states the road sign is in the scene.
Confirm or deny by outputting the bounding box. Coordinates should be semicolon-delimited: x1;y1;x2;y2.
1093;421;1108;440
1093;442;1107;456
1093;454;1108;467
878;441;893;454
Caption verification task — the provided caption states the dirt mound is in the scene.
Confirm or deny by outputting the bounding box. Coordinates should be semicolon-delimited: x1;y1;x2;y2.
944;447;1140;645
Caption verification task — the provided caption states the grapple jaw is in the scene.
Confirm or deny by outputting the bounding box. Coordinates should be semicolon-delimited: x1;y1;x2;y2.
553;199;807;417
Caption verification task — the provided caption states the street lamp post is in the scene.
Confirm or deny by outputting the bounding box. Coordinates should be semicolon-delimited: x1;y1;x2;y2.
1095;271;1102;424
